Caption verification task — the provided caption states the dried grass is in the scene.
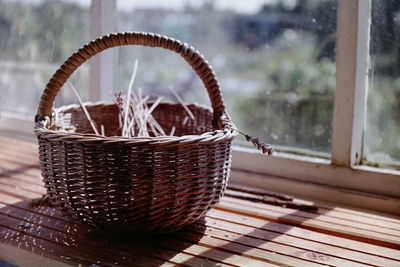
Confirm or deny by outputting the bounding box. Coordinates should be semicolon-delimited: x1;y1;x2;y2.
168;86;195;120
122;59;139;136
68;81;99;135
68;61;272;156
115;60;167;138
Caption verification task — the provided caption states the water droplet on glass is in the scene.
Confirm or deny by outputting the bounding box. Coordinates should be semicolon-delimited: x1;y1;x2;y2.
283;29;297;42
271;133;279;140
314;124;324;137
285;92;299;104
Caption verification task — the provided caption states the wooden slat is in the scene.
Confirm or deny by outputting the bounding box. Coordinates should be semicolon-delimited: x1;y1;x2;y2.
177;227;366;267
0;209;231;267
150;238;277;267
1;136;400;267
205;210;400;266
0;189;365;266
0;136;38;149
0;189;262;266
0;211;248;267
210;207;400;261
0;225;204;267
0;153;39;168
0;141;39;157
2;200;393;267
0;202;72;232
2;189;397;267
0;163;42;182
227;185;400;228
0;139;39;168
315;206;400;228
219;197;400;246
0;166;39;182
0;178;45;194
0;215;132;265
0;210;267;267
156;232;325;267
0;181;337;266
223;191;400;236
0;167;43;192
0;224;120;266
0;242;73;267
0;195;66;221
0;183;42;200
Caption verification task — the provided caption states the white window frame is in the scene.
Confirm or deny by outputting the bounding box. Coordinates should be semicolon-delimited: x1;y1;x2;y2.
231;0;400;215
0;0;399;214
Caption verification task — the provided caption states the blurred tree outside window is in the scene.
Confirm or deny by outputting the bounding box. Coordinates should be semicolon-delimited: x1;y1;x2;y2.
116;0;337;155
0;0;90;115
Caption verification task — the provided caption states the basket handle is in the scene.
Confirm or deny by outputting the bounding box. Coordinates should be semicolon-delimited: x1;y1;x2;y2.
35;32;227;126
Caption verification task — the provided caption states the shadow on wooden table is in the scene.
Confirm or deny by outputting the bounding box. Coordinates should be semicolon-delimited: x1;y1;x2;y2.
0;198;207;266
0;165;39;179
178;207;330;266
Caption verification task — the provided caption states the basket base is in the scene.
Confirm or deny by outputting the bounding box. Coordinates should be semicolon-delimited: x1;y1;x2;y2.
52;199;213;234
63;212;208;235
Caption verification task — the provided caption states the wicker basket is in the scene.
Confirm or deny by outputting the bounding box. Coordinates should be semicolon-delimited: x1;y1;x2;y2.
34;32;237;233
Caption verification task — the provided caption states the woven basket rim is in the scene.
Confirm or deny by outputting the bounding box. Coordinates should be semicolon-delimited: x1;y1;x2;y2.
56;100;213;116
34;101;237;145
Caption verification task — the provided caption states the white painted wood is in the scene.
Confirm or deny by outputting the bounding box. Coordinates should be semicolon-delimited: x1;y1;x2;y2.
331;0;371;166
89;0;116;101
353;0;372;165
331;0;358;166
232;147;400;198
229;170;400;216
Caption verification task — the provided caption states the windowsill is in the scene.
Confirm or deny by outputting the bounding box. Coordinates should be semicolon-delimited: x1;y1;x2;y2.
231;146;400;215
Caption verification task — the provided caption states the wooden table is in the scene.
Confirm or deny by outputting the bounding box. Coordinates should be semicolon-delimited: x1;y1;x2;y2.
0;136;399;266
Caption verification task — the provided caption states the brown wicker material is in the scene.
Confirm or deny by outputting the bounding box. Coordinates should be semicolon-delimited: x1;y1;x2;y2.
34;32;237;233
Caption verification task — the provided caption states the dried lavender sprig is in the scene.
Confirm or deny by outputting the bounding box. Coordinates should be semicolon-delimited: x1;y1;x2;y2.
115;91;125;130
235;129;273;156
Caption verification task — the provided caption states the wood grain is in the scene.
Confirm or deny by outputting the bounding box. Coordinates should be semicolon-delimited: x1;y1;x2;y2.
1;136;399;267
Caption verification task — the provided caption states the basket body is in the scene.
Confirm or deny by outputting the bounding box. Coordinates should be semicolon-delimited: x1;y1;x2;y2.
37;102;233;233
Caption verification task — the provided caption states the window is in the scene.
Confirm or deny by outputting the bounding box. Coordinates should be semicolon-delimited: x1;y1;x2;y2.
116;0;337;155
364;0;400;168
0;0;399;214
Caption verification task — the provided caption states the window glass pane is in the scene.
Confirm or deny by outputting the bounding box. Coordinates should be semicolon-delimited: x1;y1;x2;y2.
0;0;90;115
364;0;400;167
116;0;337;155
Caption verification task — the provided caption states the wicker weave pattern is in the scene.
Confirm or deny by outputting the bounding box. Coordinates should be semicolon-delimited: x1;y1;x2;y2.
34;32;236;233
